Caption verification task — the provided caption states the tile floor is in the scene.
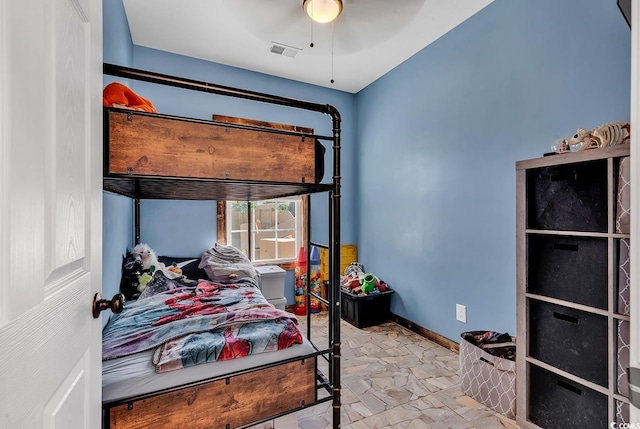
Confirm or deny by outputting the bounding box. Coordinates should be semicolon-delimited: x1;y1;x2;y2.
293;313;520;429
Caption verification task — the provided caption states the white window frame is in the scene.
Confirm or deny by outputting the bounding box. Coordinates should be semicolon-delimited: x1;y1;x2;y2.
224;196;305;265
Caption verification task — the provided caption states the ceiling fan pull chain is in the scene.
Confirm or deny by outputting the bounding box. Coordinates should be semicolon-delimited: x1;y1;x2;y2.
309;20;314;48
331;21;335;84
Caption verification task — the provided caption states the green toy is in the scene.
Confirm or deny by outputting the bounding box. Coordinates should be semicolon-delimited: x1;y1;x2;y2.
362;274;376;294
137;272;153;292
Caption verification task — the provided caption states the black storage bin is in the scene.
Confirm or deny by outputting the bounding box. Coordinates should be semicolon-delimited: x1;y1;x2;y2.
341;289;394;328
526;160;608;232
529;300;608;387
529;364;607;429
527;235;608;309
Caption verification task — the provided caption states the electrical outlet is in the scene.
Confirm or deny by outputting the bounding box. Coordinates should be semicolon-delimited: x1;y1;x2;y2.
456;304;467;323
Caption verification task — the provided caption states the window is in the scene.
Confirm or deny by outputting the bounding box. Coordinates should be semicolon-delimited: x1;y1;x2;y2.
218;197;307;266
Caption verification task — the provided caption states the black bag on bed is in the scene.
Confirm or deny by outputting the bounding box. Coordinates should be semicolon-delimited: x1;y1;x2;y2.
120;252;143;301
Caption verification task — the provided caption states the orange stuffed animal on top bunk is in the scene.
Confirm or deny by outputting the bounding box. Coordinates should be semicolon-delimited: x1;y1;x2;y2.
103;82;157;113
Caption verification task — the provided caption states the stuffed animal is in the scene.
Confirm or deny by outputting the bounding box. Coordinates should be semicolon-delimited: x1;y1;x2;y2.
590;121;631;148
137;272;153;292
103;82;157;113
560;122;630;152
566;128;594;151
123;244;194;298
131;243;159;271
167;263;183;276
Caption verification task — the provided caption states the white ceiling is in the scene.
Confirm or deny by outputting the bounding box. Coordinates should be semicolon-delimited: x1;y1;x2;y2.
123;0;494;94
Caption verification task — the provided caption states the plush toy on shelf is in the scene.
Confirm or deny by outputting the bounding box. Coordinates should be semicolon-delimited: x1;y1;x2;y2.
103;82;157;113
554;122;630;153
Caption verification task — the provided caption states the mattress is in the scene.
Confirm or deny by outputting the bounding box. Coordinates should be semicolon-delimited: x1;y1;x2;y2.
103;336;315;403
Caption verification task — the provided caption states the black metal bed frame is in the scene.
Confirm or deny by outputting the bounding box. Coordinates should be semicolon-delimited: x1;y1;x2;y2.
102;63;342;428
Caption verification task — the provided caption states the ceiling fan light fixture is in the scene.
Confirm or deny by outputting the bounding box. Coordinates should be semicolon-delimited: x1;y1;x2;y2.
303;0;343;24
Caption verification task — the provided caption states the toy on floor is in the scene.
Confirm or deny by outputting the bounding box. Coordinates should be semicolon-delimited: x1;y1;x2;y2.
340;262;389;295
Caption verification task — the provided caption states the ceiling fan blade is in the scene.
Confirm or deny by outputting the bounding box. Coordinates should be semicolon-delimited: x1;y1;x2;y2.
302;0;427;55
342;0;425;23
226;1;304;34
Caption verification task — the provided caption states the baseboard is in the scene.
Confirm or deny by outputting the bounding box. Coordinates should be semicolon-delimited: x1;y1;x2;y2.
293;306;460;353
390;312;459;353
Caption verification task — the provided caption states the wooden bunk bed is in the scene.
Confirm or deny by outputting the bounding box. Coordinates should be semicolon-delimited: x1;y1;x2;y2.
101;63;342;429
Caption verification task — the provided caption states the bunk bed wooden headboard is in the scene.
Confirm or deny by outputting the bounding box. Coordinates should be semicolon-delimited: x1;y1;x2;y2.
106;109;318;184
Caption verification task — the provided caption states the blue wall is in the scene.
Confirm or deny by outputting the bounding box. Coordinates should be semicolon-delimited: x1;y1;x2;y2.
103;0;631;341
102;2;357;306
102;192;133;325
103;0;133;67
139;200;218;258
355;0;630;341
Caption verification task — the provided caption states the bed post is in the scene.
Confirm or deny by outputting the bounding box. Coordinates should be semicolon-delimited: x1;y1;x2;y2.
134;198;140;245
328;105;341;429
247;200;253;260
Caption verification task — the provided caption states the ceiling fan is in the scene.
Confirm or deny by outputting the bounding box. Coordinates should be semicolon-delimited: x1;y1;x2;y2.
303;0;344;24
225;0;426;57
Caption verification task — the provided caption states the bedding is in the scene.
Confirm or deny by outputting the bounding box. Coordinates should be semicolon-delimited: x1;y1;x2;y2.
103;271;302;373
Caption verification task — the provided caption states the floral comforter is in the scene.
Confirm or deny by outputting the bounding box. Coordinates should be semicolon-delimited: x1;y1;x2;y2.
102;272;302;373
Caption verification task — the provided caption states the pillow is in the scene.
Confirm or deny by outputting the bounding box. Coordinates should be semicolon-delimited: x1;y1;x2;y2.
158;256;209;280
199;244;256;283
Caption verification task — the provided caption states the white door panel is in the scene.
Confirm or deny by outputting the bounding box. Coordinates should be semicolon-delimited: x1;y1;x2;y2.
0;0;102;427
44;353;90;429
47;0;87;288
3;0;48;320
1;280;91;427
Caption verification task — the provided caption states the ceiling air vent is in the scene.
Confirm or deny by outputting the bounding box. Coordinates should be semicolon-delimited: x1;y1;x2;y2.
268;42;301;59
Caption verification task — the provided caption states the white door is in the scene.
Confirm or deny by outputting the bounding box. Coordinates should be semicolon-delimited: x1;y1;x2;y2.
0;0;103;427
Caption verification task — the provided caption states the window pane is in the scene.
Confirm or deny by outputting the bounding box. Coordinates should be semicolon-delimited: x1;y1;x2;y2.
227;198;300;262
229;202;250;256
